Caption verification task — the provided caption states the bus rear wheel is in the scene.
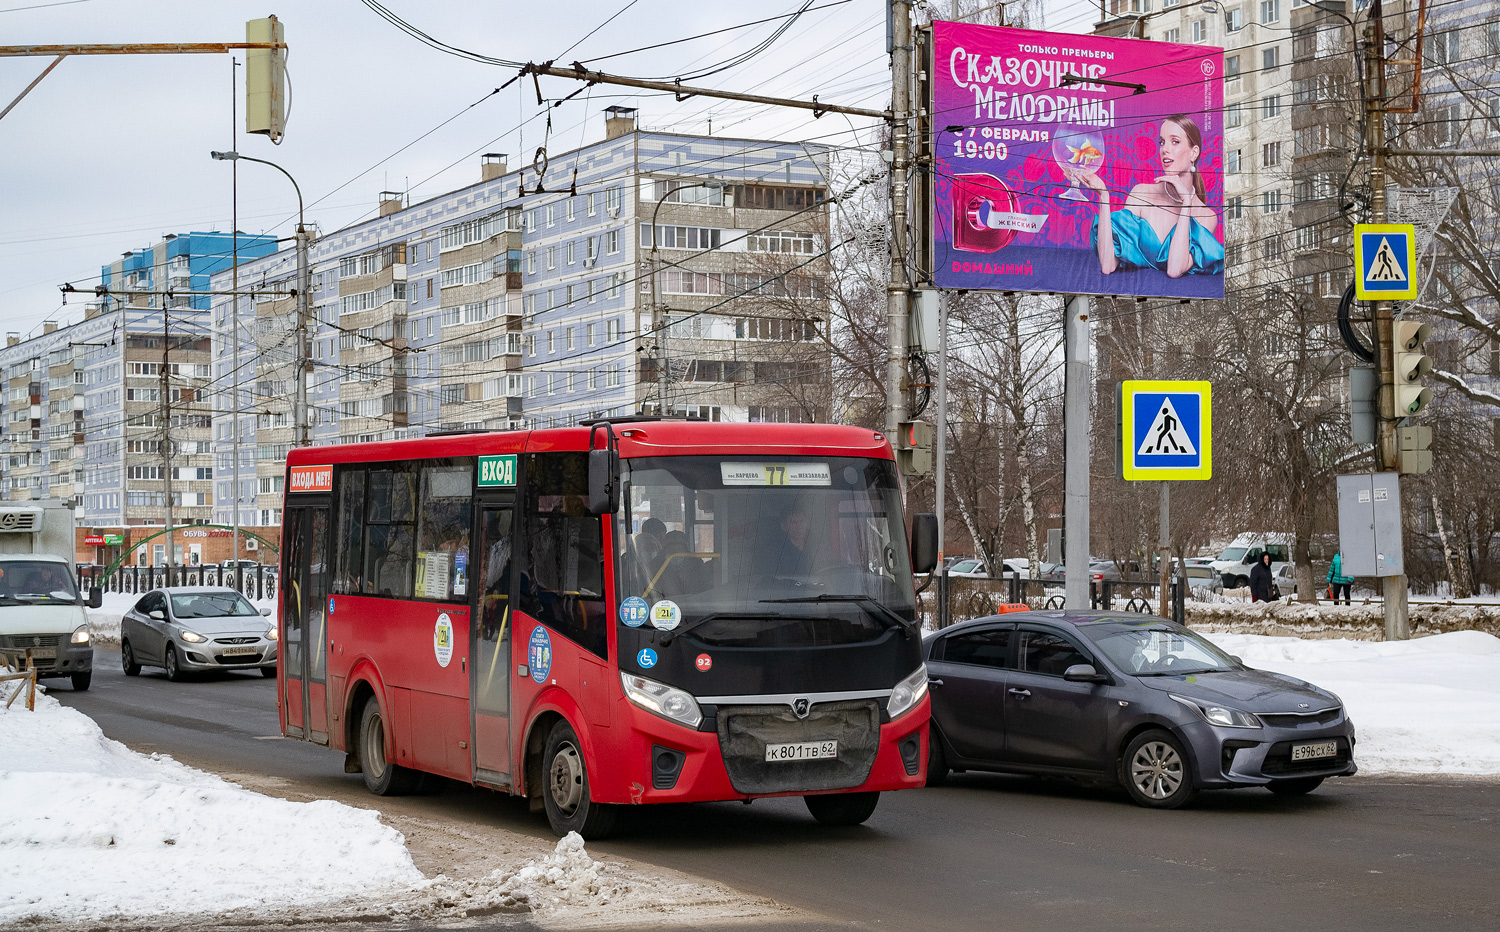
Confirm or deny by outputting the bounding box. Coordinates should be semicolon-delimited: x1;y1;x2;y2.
359;698;421;796
542;720;616;839
805;791;880;826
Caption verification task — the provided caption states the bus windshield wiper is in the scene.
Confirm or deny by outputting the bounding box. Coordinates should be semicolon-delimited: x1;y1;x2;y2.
760;594;918;639
659;610;786;647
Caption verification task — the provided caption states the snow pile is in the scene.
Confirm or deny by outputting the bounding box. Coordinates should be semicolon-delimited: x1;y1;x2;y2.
1206;630;1500;775
1188;597;1500;639
0;678;425;926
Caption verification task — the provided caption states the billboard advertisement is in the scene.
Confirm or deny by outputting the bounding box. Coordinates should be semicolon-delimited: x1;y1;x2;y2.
932;22;1225;299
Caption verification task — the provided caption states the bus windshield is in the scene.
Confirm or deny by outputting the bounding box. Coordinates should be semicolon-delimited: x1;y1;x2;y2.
615;455;916;647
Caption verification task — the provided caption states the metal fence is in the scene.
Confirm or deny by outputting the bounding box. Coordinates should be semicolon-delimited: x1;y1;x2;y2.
76;564;279;602
923;573;1185;629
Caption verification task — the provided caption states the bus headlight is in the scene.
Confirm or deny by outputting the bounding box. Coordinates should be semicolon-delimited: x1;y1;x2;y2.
621;672;702;729
887;664;929;720
70;625;91;645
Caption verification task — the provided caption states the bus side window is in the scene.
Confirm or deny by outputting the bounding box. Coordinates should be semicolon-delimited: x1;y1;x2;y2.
522;452;606;659
364;467;416;599
334;468;365;595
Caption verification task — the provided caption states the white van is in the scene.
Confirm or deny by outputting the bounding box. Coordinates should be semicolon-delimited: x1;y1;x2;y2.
0;501;98;690
1209;532;1292;590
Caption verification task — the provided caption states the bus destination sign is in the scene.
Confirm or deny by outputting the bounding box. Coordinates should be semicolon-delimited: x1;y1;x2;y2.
478;454;518;488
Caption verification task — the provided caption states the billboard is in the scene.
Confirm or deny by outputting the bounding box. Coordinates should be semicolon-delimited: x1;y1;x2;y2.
932;22;1225;299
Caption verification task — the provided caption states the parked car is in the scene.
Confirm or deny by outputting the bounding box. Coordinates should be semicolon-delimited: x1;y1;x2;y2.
221;559;265;570
120;587;277;681
948;558;1042;579
1182;564;1223;594
923;610;1356;808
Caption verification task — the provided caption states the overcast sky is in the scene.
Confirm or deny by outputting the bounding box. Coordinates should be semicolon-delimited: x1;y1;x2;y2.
0;0;1095;338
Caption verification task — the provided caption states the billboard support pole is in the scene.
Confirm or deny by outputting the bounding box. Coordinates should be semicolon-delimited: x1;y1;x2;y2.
1064;294;1091;610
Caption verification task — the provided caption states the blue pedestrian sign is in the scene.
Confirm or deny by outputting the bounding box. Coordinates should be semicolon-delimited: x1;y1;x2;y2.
1354;223;1418;301
1121;380;1212;481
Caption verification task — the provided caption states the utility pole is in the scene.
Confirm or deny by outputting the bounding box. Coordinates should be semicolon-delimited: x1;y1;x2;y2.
160;307;174;577
229;56;241;572
886;0;912;442
294;221;310;446
1363;3;1409;640
1063;295;1091;609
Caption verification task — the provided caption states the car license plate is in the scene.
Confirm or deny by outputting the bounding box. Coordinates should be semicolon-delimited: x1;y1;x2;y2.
765;741;837;762
220;646;259;657
1290;740;1337;761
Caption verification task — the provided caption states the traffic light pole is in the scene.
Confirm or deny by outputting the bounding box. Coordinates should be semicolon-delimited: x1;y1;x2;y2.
1363;8;1410;640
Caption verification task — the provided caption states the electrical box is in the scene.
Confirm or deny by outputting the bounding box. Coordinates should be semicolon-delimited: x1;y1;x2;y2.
1336;472;1404;577
909;289;939;354
1349;366;1376;446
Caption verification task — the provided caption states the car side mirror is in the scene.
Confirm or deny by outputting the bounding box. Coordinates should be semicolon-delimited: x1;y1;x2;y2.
88;588;103;609
1229;654;1244;666
1063;663;1108;683
260;606;272;616
910;513;938;575
148;609;165;621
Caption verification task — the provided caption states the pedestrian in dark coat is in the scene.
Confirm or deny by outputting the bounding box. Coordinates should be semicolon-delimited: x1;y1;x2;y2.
1249;551;1276;602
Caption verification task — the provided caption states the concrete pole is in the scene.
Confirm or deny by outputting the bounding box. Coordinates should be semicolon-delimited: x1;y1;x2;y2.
885;0;911;442
935;289;948;626
294;224;310;447
1159;481;1170;618
1064;294;1091;609
229;56;240;572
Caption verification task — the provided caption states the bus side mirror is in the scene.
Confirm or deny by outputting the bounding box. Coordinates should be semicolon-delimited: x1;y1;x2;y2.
88;587;103;609
588;448;619;516
910;513;938;575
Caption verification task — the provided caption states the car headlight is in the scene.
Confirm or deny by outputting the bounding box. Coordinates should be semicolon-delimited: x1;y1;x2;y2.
70;625;91;645
1170;694;1261;728
620;672;702;729
180;631;207;643
887;663;929;720
266;625;278;641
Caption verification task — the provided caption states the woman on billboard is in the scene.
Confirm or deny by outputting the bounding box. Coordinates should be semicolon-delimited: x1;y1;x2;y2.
1074;115;1224;279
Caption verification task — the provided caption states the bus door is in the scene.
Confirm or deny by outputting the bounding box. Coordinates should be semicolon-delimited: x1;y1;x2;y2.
471;495;516;787
282;502;331;743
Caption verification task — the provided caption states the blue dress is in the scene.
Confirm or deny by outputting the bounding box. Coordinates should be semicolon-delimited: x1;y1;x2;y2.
1090;208;1225;275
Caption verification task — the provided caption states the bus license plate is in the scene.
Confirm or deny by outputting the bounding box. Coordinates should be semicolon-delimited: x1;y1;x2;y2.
1290;741;1337;761
765;741;837;762
220;646;259;656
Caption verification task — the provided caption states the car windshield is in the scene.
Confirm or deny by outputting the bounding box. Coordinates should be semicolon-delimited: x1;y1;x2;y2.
170;592;259;619
1084;624;1236;676
615;455;917;646
1218;547;1248;561
0;561;79;603
950;560;981;573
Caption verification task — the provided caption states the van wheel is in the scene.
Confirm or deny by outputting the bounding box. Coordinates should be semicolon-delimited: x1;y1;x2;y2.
358;698;421;796
805;791;880;826
121;641;141;676
542;720;616;839
71;671;92;691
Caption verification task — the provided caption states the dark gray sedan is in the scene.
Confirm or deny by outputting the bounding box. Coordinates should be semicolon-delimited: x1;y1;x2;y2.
120;587;277;681
923;611;1356;808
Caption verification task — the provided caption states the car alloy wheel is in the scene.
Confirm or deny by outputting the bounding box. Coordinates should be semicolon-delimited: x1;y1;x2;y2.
1121;729;1197;809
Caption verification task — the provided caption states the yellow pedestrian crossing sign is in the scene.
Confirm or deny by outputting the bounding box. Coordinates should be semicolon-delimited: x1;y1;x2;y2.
1354;223;1418;300
1120;380;1212;481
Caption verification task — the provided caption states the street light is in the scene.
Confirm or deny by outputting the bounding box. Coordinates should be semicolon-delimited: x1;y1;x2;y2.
210;150;311;450
647;179;726;415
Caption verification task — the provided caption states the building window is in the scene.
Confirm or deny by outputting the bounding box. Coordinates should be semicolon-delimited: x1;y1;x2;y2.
1263;236;1283;261
1262;189;1282;214
1225;7;1242;31
1261;94;1281;119
607;318;619;342
566;241;576;265
1292;27;1316;62
546;246;556;270
546;204;555;227
1260;0;1278;24
586;322;596;345
1225;54;1240;79
1225;103;1242;128
1162;28;1180;43
1426;30;1460;66
1262;46;1279;71
1227;149;1241;174
566;198;576;221
587;192;598;216
1262;142;1280;167
605;230;620;254
605;186;620;214
547;331;555;354
1227;196;1243;220
527;251;537;274
566;328;575;351
1191;19;1206;42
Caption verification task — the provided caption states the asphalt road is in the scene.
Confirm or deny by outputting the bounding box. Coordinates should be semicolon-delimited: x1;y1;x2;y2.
56;647;1500;932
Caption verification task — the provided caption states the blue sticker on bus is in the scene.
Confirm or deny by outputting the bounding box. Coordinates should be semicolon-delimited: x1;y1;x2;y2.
328;597;335;614
619;596;649;627
528;627;552;683
637;648;658;669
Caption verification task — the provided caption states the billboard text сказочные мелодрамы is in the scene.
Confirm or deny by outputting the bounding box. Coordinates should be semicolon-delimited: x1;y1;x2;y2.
932;22;1225;299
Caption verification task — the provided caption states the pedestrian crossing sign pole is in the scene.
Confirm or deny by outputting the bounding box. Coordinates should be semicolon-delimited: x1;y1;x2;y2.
1354;223;1418;301
1120;380;1212;480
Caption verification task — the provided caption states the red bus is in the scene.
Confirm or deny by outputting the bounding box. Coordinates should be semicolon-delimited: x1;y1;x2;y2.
277;419;937;837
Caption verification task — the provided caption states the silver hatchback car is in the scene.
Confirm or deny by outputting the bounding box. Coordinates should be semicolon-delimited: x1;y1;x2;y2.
120;587;278;681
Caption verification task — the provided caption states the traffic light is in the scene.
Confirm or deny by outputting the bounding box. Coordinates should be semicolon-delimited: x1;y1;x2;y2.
245;16;287;143
896;421;933;477
1392;319;1432;417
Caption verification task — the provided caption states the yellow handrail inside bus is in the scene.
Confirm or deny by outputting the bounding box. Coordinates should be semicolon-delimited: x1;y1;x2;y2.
642;552;720;601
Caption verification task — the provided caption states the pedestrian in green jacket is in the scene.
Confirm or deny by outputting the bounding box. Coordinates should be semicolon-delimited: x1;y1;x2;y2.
1327;553;1354;605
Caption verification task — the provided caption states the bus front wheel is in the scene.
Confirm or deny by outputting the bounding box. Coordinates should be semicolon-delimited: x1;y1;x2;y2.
541;721;616;839
358;698;421;796
805;791;880;826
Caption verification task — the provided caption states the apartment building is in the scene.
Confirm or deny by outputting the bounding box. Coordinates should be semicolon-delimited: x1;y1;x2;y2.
0;230;277;563
211;109;833;528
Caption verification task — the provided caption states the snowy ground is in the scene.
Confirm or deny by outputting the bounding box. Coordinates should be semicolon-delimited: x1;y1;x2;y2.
1204;630;1500;775
0;675;789;929
1188;596;1500;639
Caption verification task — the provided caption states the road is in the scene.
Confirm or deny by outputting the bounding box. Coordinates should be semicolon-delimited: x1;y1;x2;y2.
56;647;1500;932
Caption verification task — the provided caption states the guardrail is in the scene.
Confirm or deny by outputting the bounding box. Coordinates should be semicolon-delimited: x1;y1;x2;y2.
0;649;40;711
924;573;1185;629
75;564;278;602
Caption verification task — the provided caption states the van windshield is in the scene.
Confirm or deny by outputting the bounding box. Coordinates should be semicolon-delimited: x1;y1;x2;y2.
1217;547;1248;561
0;561;80;604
